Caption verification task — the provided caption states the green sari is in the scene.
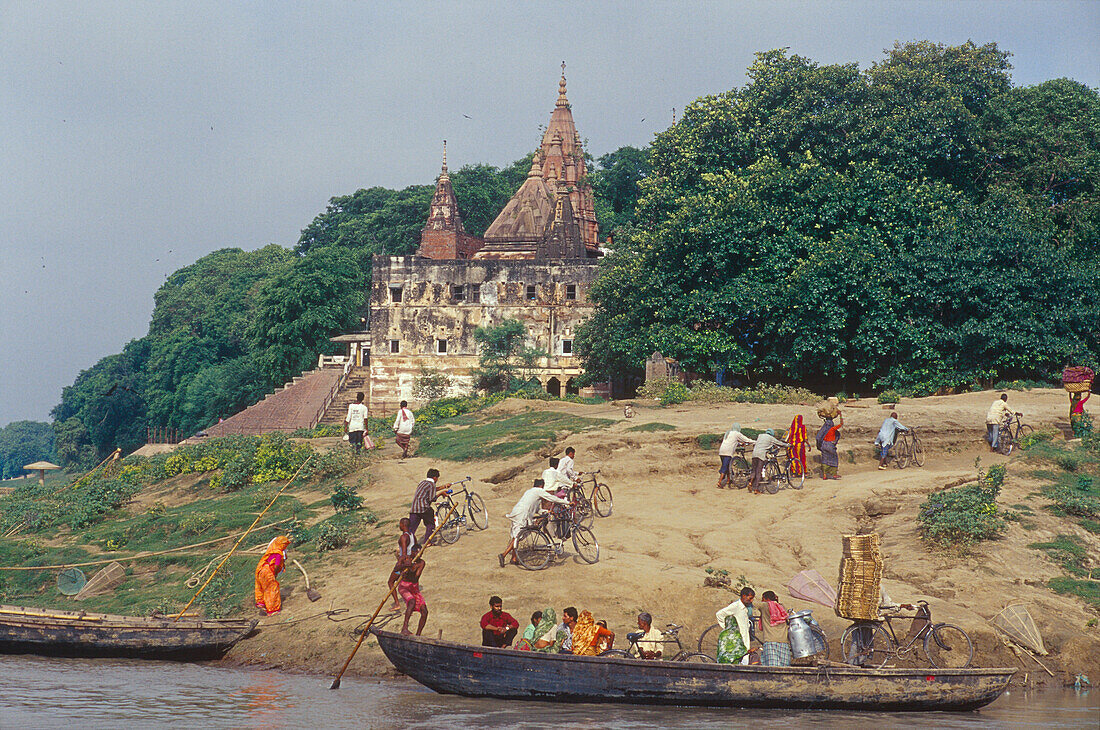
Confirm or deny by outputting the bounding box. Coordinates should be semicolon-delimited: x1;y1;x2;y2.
531;607;564;653
717;615;748;664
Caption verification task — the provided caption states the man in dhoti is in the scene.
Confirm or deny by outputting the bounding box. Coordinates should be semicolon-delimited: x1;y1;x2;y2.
392;400;415;459
498;480;568;568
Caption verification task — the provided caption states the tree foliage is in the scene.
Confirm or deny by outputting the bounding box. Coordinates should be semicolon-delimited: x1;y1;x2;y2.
0;421;57;480
579;42;1100;394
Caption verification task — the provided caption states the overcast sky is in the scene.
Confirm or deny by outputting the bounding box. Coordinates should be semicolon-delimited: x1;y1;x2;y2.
2;1;1098;425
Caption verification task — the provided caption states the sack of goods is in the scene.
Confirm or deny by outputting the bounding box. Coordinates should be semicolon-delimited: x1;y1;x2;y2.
835;533;883;620
816;401;841;419
1062;366;1094;393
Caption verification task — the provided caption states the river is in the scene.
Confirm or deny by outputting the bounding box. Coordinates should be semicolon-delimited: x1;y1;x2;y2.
0;656;1096;729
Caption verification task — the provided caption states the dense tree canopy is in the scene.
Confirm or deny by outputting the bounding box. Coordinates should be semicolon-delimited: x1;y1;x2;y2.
578;42;1099;394
0;421;56;480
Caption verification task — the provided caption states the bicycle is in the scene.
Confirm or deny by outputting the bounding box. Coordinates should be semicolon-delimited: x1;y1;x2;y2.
718;447;753;490
760;446;805;493
890;428;925;469
601;623;714;662
432;478;488;545
841;600;973;669
997;412;1032;456
698;614;827;660
514;507;599;570
568;470;613;522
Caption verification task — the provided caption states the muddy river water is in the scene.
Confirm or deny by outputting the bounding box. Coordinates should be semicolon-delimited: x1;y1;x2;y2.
0;655;1096;729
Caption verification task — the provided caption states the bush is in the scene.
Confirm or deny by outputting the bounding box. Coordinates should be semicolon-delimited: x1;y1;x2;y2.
330;484;363;513
289;424;343;438
918;463;1007;547
1072;412;1094;439
314;521;350;552
413;367;453;403
179;512;216;535
877;389;901;405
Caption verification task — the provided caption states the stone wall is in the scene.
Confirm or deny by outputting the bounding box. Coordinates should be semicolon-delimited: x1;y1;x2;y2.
368;255;599;407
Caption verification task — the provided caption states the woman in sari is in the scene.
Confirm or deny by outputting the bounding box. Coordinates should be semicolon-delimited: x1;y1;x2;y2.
254;535;290;615
531;607;564;653
1070;390;1091;438
786;415;808;478
571;610;616;656
816;413;843;480
716;613;749;664
758;591;792;667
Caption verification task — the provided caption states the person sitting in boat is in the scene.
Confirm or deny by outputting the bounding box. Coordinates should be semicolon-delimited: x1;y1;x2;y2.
531;607;566;653
254;535;289;616
716;587;758;664
555;606;578;654
758;590;792;667
398;555;428;636
517;610;543;649
480;595;519;648
570;610;616;656
629;612;665;659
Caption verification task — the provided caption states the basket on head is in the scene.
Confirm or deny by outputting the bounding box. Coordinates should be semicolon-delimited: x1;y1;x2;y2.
1065;381;1092;393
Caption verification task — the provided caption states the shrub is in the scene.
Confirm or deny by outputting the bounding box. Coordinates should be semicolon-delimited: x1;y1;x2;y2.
918;463;1007;547
289;424;343;438
696;433;722;450
314;521;350;552
179;512;216;535
330;484;363;513
1072;412;1094;439
877;389;901;405
413;367;453;403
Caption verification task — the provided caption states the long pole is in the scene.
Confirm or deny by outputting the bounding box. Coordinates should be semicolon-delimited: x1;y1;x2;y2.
172;455;312;620
330;500;457;689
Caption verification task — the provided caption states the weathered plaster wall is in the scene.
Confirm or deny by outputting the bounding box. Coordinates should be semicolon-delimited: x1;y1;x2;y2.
368;255;598;407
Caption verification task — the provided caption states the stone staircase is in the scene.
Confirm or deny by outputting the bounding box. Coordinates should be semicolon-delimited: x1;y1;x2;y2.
318;371;370;426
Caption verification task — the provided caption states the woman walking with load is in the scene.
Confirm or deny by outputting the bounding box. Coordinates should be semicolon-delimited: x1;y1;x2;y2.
1070;391;1091;438
817;412;843;480
254;535;290;615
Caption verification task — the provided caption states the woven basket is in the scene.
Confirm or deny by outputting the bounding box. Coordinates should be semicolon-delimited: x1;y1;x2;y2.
1064;380;1092;393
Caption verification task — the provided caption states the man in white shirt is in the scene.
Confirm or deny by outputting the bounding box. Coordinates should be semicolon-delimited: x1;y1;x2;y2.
629;612;665;659
716;587;758;664
558;447;580;482
541;457;571;494
344;392;368;452
985;393;1011;451
749;429;790;494
392;400;415;459
717;423;755;488
499;479;569;568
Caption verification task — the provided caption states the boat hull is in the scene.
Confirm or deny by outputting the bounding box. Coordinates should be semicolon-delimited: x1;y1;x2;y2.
373;630;1014;711
0;604;258;660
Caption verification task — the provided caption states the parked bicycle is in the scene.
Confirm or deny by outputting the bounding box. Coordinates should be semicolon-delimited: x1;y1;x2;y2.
433;478;488;545
601;623;714;662
514;506;599;570
997;412;1032;456
841;600;973;669
890;428;925;469
568;470;613;523
697;615;827;660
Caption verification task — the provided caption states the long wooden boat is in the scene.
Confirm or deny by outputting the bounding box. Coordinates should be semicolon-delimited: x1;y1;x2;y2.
373;629;1015;711
0;604;258;660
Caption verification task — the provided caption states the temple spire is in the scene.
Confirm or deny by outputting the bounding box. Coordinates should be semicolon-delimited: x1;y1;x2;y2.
556;60;569;108
440;139;449;180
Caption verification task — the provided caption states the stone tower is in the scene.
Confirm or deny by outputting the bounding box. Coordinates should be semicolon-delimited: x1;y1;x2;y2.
417;141;481;259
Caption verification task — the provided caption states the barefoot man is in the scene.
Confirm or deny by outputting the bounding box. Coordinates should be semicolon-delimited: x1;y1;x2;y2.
398;554;428;636
388;517;416;610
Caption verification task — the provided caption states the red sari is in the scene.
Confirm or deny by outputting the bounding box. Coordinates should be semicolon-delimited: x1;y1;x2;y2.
786;416;808;476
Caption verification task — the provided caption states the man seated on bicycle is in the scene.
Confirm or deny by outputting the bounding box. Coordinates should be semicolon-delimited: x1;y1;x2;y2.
498;479;569;568
558;446;582;483
874;411;909;470
629;612;665;659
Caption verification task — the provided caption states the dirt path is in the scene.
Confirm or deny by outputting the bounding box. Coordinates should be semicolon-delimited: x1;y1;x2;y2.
224;388;1099;685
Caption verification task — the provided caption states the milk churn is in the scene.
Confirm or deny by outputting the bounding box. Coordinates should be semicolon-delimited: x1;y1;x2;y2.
787;610;821;659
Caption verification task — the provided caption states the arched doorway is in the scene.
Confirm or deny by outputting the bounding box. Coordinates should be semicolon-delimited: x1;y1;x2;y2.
546;377;561;397
565;377;579;396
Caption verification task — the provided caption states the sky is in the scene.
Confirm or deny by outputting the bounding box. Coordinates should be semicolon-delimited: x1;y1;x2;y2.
2;1;1098;426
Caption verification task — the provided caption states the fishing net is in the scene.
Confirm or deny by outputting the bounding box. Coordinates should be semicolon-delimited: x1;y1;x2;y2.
786;569;838;608
990;604;1047;656
75;562;125;600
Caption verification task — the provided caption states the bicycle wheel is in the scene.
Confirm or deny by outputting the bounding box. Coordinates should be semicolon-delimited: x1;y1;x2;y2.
598;649;630;658
697;622;721;656
893;440;911;470
434;503;460;545
1015;425;1034;447
786;461;805;489
925;623;973;668
911;438;926;467
841;622;892;668
678;652;716;663
1000;436;1016;456
763;461;781;494
515;528;552;570
810;625;830;660
571;524;600;564
594;483;613;517
466;492;489;530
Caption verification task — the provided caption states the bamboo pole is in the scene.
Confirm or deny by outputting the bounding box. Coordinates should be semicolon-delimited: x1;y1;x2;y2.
330;500;458;689
0;608;104;621
172;455;312;621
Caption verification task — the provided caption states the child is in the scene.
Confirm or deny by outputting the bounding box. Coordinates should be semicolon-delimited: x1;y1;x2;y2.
518;610;543;648
398;556;428;636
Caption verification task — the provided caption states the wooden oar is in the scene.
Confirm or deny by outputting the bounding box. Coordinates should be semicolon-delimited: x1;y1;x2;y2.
330;500;458;689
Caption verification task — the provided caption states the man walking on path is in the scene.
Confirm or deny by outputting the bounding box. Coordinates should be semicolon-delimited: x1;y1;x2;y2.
749;429;790;493
344;392;368;452
986;393;1011;451
499;480;569;567
409;468;452;545
875;412;909;469
392;400;415;459
717;423;755;488
480;596;520;647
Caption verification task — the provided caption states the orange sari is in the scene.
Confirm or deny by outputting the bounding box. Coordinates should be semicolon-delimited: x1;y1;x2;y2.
254;536;289;615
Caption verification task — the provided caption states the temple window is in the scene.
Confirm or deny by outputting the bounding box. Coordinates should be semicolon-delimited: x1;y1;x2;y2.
566;284;577;300
562;339;573;355
436;339;448;354
389;339;400;354
452;284;464;301
389;286;403;303
526;284;537;301
469;283;481;302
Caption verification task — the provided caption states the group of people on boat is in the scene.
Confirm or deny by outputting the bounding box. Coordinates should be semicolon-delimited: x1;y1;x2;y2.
478;596;617;656
715;586;796;666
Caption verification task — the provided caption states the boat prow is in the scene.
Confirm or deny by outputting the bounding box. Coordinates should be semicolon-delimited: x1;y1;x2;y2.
372;629;1015;711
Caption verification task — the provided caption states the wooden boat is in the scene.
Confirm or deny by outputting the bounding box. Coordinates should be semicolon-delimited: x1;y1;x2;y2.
373;629;1015;711
0;604;258;660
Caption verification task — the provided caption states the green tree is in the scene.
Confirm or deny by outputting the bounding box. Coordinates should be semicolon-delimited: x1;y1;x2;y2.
0;421;57;479
472;319;537;392
52;417;97;470
590;146;650;234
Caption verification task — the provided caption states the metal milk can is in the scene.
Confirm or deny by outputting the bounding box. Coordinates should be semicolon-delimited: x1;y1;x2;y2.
786;609;820;659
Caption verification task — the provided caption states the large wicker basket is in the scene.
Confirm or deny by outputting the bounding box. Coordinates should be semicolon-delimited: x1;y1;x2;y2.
1065;380;1092;393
